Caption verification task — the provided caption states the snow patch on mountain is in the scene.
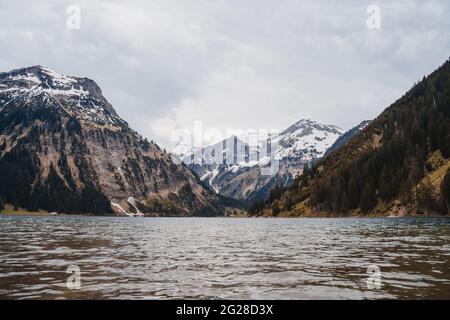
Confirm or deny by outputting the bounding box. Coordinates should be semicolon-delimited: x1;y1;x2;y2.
274;121;342;160
0;65;126;127
171;119;343;197
173;119;342;171
40;66;78;86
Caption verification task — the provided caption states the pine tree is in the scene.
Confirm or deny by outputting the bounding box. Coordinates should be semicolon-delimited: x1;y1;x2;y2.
417;179;436;214
272;201;281;216
360;182;377;213
441;169;450;214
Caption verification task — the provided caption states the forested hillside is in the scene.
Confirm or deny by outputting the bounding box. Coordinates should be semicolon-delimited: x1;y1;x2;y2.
250;58;450;216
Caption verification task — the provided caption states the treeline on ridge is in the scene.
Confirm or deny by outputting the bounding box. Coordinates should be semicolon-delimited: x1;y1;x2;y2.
249;59;450;216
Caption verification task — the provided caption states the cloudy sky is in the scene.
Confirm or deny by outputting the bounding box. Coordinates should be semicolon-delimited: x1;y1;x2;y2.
0;0;449;149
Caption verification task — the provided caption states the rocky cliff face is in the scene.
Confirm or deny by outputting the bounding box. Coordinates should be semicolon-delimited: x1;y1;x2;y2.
0;66;223;216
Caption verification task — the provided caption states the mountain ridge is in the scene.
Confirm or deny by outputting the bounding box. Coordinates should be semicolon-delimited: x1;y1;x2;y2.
250;58;450;216
172;119;342;204
324;120;372;157
0;66;226;216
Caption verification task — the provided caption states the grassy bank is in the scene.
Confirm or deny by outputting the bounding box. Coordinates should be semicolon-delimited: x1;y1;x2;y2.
0;204;54;216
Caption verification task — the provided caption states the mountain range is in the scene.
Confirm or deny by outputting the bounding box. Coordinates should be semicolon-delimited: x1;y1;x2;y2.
172;119;343;204
2;58;448;217
250;58;450;216
0;66;227;216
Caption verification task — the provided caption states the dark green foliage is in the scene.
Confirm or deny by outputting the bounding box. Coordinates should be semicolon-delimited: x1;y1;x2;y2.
0;144;38;210
0;102;113;214
254;58;450;215
23;164;112;214
141;197;184;216
271;202;281;216
79;184;112;214
0;197;4;211
441;169;450;214
324;120;371;157
216;193;246;210
248;199;265;215
66;117;82;137
178;183;195;205
245;185;285;215
416;180;437;214
178;183;218;216
359;182;377;212
267;185;285;204
191;204;222;217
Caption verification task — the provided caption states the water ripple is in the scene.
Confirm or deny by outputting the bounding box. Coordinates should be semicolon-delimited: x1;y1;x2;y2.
0;216;449;299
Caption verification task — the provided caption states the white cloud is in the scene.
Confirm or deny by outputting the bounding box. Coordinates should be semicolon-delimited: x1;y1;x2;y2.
0;0;449;148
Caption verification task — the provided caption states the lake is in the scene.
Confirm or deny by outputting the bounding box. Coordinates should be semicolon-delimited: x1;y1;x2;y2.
0;215;449;299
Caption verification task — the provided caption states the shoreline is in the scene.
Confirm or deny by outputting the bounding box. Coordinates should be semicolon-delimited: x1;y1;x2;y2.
1;211;448;218
0;211;63;217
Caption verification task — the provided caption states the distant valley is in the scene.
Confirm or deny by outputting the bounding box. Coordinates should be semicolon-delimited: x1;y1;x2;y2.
1;59;448;218
172;119;372;205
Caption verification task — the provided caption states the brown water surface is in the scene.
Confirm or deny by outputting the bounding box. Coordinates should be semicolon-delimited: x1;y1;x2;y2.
0;216;449;299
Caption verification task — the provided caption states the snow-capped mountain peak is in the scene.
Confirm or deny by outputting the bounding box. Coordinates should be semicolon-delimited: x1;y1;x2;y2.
180;135;248;165
171;118;343;198
172;118;343;169
274;118;342;160
0;65;224;216
0;66;125;127
2;65;79;91
39;66;77;85
280;118;341;135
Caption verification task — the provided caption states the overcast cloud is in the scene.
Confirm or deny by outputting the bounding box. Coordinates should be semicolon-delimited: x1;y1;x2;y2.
0;0;449;148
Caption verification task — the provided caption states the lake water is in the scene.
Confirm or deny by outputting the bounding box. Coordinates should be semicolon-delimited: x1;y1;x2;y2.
0;215;449;299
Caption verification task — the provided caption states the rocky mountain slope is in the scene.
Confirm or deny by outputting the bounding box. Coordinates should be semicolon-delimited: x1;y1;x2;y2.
173;119;342;204
0;66;224;216
324;120;371;157
250;58;450;216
